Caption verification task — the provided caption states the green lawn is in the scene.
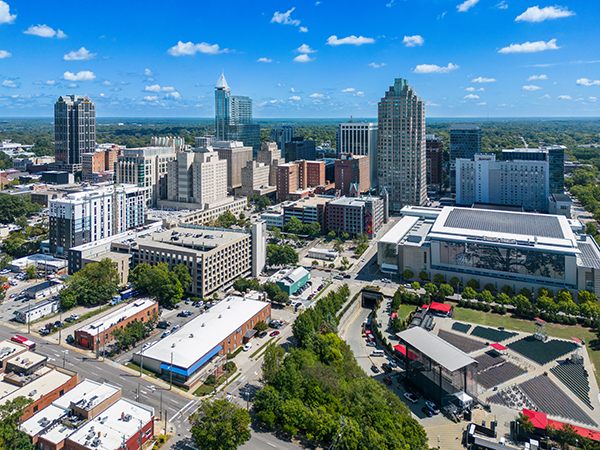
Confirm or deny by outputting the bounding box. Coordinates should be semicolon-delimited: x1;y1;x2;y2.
125;362;156;378
193;368;238;397
453;308;600;385
397;304;418;322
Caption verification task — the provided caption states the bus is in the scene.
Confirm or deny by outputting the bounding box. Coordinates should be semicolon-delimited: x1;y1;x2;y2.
120;287;139;300
11;335;36;351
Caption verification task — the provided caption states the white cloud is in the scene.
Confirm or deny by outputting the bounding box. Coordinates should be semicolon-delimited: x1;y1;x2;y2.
2;80;18;88
368;62;386;68
290;88;297;93
165;92;181;100
354;91;365;97
472;77;497;83
527;74;547;81
45;80;55;85
271;8;301;26
457;0;479;12
326;35;375;46
309;93;326;99
143;96;158;101
68;83;77;88
62;71;95;81
522;85;542;91
24;24;66;38
464;94;480;99
426;101;441;107
341;88;355;93
589;97;598;102
167;41;228;56
63;47;95;61
402;35;424;47
0;1;15;24
299;27;308;33
296;44;316;53
289;95;301;101
0;50;11;59
101;81;114;86
413;63;459;74
477;102;487;105
294;54;313;63
577;78;600;86
257;57;272;63
144;69;153;76
144;84;161;92
496;1;507;9
540;94;551;99
558;95;572;100
498;38;560;54
515;6;575;23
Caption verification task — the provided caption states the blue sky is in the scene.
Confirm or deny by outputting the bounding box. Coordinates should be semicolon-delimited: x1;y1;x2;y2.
0;0;598;118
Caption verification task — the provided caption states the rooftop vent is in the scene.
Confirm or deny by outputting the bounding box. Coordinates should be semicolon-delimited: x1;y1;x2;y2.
218;314;222;319
189;334;194;338
28;390;37;397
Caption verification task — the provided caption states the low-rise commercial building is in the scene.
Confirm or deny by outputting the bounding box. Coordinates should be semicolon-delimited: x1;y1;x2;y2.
132;292;270;388
282;196;330;230
10;254;68;273
16;299;59;323
549;193;572;218
0;340;28;374
379;206;600;299
24;281;65;299
307;248;339;261
269;267;311;295
74;299;158;351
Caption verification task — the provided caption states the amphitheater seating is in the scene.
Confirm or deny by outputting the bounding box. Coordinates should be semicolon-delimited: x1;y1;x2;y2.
507;336;577;366
475;352;504;372
437;330;487;354
478;362;527;390
452;322;472;334
470;326;517;342
487;392;507;407
519;376;597;427
551;360;594;410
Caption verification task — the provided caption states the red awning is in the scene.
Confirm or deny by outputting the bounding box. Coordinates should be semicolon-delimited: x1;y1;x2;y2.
393;344;418;360
490;343;507;351
571;337;582;344
523;409;548;429
535;317;546;323
391;312;398;320
429;302;452;313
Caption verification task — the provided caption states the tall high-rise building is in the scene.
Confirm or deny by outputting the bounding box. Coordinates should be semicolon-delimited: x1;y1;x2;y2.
425;134;444;189
54;95;96;173
449;124;481;192
337;121;378;188
502;145;566;195
257;141;284;185
269;126;295;152
213;141;253;190
377;78;426;212
335;153;370;196
276;160;325;200
214;73;260;154
285;137;316;162
49;184;145;256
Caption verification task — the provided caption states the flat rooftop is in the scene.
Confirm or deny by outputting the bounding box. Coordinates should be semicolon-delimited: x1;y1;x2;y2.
379;216;419;245
141;293;269;371
397;327;477;372
286;196;330;208
0;340;28;360
66;398;154;450
6;350;47;370
134;226;249;253
0;368;73;406
77;299;156;337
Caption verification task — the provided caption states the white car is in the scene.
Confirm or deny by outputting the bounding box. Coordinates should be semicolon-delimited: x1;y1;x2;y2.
243;342;252;352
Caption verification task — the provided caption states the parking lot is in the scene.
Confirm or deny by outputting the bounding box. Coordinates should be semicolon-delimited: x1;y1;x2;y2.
288;274;330;309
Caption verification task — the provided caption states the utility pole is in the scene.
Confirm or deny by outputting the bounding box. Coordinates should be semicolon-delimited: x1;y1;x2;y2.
140;343;144;377
169;352;173;390
159;391;163;423
27;301;31;334
58;306;62;344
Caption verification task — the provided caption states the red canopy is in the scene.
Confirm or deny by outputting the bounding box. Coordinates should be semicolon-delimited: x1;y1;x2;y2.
523;409;600;441
523;409;548;429
428;302;452;313
535;317;546;323
571;337;582;344
394;344;418;360
490;343;507;351
391;312;398;320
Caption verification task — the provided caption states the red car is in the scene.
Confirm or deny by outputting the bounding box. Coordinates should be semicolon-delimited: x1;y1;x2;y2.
383;376;392;385
269;331;280;337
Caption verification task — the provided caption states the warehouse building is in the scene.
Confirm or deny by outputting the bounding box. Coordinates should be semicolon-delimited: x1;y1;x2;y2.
74;299;158;351
132;292;270;389
16;299;59;324
378;206;600;298
24;281;65;299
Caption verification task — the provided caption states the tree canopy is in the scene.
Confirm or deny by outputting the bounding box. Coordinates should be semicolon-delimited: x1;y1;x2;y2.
267;244;298;267
0;397;34;450
129;262;192;307
60;258;119;309
189;399;251;450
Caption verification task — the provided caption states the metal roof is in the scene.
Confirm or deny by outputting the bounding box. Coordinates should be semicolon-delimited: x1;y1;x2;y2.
396;327;477;372
443;208;564;239
577;242;600;269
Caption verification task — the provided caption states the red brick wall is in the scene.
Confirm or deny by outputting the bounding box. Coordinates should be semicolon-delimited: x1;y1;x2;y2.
219;303;271;355
21;371;78;421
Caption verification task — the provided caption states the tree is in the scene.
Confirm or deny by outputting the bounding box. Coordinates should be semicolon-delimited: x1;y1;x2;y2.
0;396;35;450
354;242;368;256
258;195;271;211
466;278;480;290
60;258;119;309
389;317;405;333
519;287;532;299
333;239;344;253
517;412;534;434
129;263;184;307
484;283;496;292
233;278;261;293
403;269;414;281
341;232;349;240
501;284;514;295
433;273;445;284
423;283;437;295
25;265;37;280
267;244;298;267
418;271;428;282
189;399;251;450
495;292;510;305
303;221;321;236
312;260;319;266
476;290;494;303
173;264;193;291
15;216;28;229
578;290;598;304
254;321;268;332
410;281;420;290
340;257;349;269
284;216;303;234
327;230;336;239
449;277;460;288
271;227;282;242
111;312;158;350
439;284;454;299
216;210;237;228
462;287;477;300
261;343;285;384
263;282;289;304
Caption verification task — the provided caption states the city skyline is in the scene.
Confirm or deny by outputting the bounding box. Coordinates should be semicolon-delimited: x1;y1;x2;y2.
0;0;597;118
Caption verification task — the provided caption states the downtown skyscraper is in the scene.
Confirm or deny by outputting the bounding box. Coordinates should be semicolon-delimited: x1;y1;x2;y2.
214;73;260;154
54;95;96;173
377;78;426;213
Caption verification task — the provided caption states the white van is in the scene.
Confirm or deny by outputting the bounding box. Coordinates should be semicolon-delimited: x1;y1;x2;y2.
371;349;385;357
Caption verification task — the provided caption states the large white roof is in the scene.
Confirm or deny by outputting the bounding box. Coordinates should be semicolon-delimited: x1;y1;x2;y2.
77;299;156;337
141;294;269;370
397;327;477;372
379;216;419;245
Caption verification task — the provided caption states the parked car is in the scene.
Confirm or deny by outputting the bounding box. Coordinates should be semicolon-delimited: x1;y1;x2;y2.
157;321;170;329
39;328;49;335
334;275;343;280
387;359;397;368
66;335;74;344
421;406;434;417
383;376;392;385
65;317;74;323
343;274;351;279
243;342;252;352
71;314;79;321
370;365;380;373
404;392;418;404
258;331;267;338
54;321;64;328
381;278;391;283
172;324;181;331
381;363;392;373
425;401;440;414
269;330;280;337
161;331;171;338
